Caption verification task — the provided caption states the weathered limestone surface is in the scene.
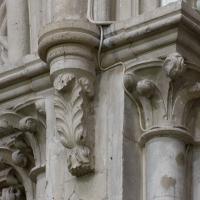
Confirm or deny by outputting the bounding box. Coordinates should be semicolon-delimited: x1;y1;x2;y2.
0;0;200;200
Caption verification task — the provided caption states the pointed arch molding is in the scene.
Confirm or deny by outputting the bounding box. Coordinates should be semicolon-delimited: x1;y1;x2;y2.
124;53;200;145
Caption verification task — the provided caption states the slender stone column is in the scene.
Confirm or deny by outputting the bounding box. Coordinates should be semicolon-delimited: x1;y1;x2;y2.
6;0;29;64
146;136;186;200
192;146;200;200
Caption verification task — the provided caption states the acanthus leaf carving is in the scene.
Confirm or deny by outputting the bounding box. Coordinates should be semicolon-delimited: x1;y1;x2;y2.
54;72;94;177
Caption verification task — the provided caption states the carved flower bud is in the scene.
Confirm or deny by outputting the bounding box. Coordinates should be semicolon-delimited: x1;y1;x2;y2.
163;53;186;79
12;150;27;168
19;117;37;133
136;79;155;98
54;73;75;91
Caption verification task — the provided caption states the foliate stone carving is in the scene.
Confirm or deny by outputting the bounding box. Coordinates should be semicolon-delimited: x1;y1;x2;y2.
11;150;27;168
55;72;94;177
163;53;186;79
7;136;33;169
0;109;44;171
136;79;156;98
19;117;38;133
124;53;200;144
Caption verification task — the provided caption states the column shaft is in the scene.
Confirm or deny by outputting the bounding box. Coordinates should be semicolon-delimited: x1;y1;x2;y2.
146;137;186;200
192;146;200;200
52;0;87;21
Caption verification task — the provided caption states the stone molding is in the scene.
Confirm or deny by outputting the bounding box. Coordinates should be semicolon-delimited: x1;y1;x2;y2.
124;53;200;145
38;20;99;63
102;1;200;68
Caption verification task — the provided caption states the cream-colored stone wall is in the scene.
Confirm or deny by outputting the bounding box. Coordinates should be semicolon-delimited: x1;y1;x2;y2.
0;1;200;200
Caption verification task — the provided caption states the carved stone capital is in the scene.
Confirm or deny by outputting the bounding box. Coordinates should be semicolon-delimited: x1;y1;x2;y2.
124;53;200;144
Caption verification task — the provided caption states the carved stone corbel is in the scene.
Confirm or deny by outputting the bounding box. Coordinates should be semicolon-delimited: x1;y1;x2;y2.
38;20;99;176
